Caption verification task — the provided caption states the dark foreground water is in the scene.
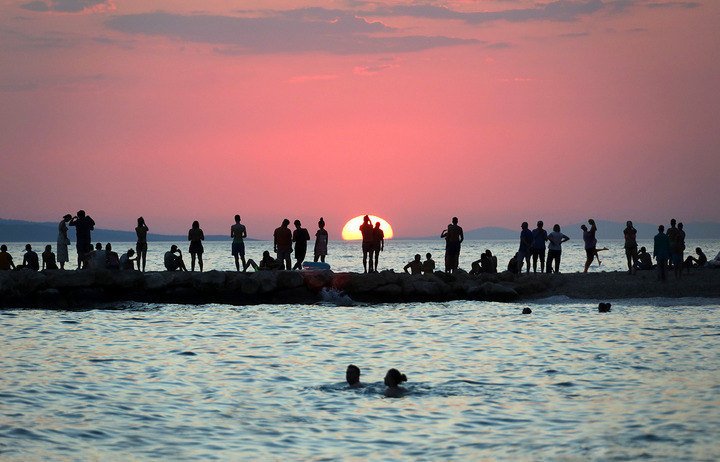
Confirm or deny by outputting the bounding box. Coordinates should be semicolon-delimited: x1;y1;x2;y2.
2;298;720;460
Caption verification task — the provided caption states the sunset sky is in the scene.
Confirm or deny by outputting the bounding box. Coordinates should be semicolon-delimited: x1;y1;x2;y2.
1;0;718;238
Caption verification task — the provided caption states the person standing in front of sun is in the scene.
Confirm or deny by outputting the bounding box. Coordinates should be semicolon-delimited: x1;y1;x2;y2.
314;217;328;263
359;215;374;273
372;221;384;272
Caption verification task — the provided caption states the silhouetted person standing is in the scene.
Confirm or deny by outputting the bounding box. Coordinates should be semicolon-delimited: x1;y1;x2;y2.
546;224;569;273
69;210;95;269
517;222;532;274
274;219;293;270
582;219;598;273
372;222;384;272
314;217;328;263
360;215;374;273
441;217;464;273
667;218;681;277
231;215;247;272
292;220;311;270
57;214;71;270
531;221;548;273
188;220;205;271
135;217;149;272
654;225;670;282
623;221;638;274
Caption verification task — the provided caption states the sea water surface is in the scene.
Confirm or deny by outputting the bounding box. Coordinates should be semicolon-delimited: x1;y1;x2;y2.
2;298;720;460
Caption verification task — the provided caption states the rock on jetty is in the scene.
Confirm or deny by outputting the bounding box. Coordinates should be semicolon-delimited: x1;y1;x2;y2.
0;269;717;309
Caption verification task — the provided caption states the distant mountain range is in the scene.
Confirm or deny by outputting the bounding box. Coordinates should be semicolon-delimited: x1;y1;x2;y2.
402;220;720;240
0;218;254;242
2;218;719;242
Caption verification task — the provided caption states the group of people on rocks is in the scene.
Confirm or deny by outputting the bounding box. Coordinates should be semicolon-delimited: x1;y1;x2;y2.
0;212;717;279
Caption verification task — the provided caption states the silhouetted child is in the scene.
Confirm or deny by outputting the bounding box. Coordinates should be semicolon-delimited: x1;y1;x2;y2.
346;365;363;389
384;368;408;398
42;245;58;270
314;217;328;263
404;254;423;274
422;253;435;275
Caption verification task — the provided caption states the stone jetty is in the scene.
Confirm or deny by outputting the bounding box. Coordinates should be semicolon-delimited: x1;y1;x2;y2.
0;268;717;309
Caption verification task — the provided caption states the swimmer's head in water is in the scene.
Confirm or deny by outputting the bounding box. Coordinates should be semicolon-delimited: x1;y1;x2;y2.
346;365;360;385
384;368;407;388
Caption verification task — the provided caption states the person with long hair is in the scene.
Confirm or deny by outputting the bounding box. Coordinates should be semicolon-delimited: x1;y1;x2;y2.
188;220;205;271
135;217;149;272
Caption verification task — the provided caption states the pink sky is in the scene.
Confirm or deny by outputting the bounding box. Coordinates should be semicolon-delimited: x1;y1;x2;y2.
1;0;718;238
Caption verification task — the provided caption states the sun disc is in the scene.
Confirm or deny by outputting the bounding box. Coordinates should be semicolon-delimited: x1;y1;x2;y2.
342;215;394;240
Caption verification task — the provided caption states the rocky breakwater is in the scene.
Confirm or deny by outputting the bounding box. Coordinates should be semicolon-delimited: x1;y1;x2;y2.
0;269;534;308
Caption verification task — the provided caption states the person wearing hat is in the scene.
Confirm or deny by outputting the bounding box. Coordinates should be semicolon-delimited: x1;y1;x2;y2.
57;214;72;270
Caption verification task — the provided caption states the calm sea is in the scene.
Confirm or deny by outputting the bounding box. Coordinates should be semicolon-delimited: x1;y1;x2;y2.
2;239;720;459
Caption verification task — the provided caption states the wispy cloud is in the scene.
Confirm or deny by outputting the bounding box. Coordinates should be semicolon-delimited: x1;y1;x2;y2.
288;74;339;83
20;0;114;14
105;12;478;55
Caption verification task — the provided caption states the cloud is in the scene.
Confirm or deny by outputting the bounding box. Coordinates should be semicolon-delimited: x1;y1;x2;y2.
0;74;108;92
368;0;607;24
644;2;701;8
560;32;591;37
20;0;114;14
353;64;397;75
105;12;478;55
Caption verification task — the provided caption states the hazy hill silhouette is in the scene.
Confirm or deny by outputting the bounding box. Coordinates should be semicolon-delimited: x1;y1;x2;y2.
0;218;256;242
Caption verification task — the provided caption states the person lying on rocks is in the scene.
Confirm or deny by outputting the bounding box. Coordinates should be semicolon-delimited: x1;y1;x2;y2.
259;251;283;270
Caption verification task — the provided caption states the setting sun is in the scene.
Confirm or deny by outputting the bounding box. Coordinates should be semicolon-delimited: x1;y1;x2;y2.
341;215;394;240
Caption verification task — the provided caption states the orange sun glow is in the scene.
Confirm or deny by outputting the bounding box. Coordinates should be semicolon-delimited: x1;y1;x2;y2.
341;215;394;240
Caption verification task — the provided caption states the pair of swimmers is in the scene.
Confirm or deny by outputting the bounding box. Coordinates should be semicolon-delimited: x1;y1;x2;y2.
346;365;408;397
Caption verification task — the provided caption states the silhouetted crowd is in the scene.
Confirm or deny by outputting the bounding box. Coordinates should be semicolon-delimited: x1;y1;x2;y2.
1;212;718;282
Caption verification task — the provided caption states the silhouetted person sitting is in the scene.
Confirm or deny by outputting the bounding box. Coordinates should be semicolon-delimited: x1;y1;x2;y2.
69;210;95;269
508;253;523;274
471;250;497;275
292;220;311;270
346;365;363;389
120;249;137;270
164;245;187;271
188;220;205;271
89;242;106;270
384;368;408;398
0;245;15;270
637;247;653;270
314;217;328;263
259;250;283;270
404;254;423;275
685;247;707;270
422;253;435;275
22;244;39;271
42;245;58;270
360;215;374;273
105;243;120;270
274;219;293;270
